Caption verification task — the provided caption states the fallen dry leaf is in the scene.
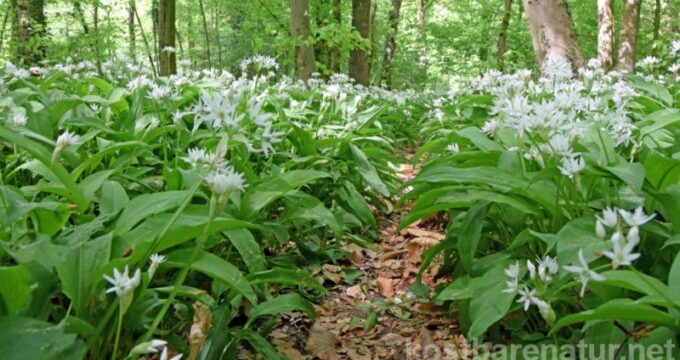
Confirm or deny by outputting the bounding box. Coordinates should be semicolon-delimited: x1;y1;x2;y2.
188;302;212;360
306;323;339;360
376;277;394;298
346;284;366;301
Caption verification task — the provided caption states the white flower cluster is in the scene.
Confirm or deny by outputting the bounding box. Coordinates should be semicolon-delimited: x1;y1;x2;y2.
104;266;141;298
596;206;654;268
504;256;558;320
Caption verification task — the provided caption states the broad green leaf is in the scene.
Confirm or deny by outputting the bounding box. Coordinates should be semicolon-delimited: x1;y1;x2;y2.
458;202;489;271
115;191;189;232
167;249;257;305
467;262;515;339
0;316;86;360
246;294;315;325
350;144;390;197
235;330;288;360
99;180;129;215
0;265;34;316
225;229;266;273
247;268;326;293
55;233;112;316
241;170;330;216
551;299;679;333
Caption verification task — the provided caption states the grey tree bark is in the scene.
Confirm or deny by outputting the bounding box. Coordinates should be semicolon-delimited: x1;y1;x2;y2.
381;0;402;87
597;0;615;70
349;0;371;85
617;0;642;72
291;0;316;82
158;0;177;75
497;0;513;71
522;0;585;70
11;0;46;65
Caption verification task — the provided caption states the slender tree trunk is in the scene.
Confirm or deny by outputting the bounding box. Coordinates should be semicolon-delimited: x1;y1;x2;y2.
11;0;46;65
132;1;157;76
415;0;427;77
152;0;159;65
0;3;10;52
73;2;90;34
381;0;402;87
330;0;342;73
158;0;177;76
368;0;378;76
198;0;211;68
666;0;679;35
597;0;615;70
652;0;661;56
617;0;641;72
128;0;136;58
522;0;585;70
291;0;316;82
313;2;331;76
214;4;223;69
497;0;513;71
93;3;103;74
349;0;371;85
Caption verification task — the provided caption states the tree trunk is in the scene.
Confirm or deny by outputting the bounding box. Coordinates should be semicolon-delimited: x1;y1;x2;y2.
158;0;177;76
522;0;584;70
128;1;136;58
132;0;157;76
11;0;46;65
617;0;641;72
198;0;211;68
597;0;615;70
313;1;332;76
368;0;378;76
415;0;427;76
330;0;342;73
93;3;103;74
349;0;371;85
652;0;661;56
291;0;316;82
497;0;513;71
381;0;402;87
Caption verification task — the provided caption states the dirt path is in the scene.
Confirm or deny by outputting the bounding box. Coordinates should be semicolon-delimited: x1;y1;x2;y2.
243;161;476;359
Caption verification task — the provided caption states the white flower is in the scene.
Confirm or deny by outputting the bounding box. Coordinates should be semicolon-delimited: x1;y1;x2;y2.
182;148;217;167
205;167;246;194
669;63;680;73
445;143;460;153
148;85;171;102
481;119;499;135
517;286;539;311
618;207;655;227
527;260;537;280
56;131;80;149
146;339;168;353
537;256;559;283
603;231;640;269
564;249;605;297
595;220;607;238
160;346;183;360
103;266;141;297
637;56;659;68
162;46;177;53
11;111;27;126
503;261;520;294
558;156;585;179
150;253;166;266
597;207;619;228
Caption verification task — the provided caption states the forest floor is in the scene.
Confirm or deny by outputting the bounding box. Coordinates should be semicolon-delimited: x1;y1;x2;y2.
239;153;477;359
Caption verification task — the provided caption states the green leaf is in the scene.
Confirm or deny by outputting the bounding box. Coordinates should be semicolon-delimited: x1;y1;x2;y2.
551;299;679;333
668;252;680;298
247;268;326;293
0;126;87;209
241;170;330;216
350;144;390;197
458;202;489;271
600;270;672;298
0;316;86;360
236;330;288;360
467;262;516;340
0;265;34;316
55;233;112;316
225;229;266;273
605;161;645;192
99;180;129;215
247;294;315;325
167;249;257;305
115;191;189;232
